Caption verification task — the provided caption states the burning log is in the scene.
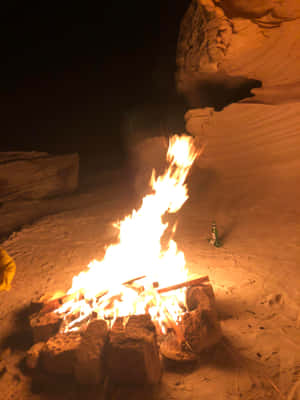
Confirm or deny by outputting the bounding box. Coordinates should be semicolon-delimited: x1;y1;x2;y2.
30;292;79;314
30;311;63;343
107;314;162;385
74;319;108;385
40;331;81;375
123;275;146;285
182;283;222;354
181;307;222;354
160;282;222;362
160;335;198;364
185;282;216;311
32;276;147;318
157;276;209;294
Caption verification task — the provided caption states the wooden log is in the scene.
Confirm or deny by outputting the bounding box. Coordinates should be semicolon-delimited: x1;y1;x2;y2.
160;283;222;361
31;293;77;315
34;275;154;320
123;275;146;285
36;276;147;315
160;335;197;364
30;311;63;343
181;284;222;354
74;319;108;384
0;152;79;202
25;342;45;370
186;282;216;311
157;276;209;294
40;332;81;375
107;314;162;385
30;294;55;314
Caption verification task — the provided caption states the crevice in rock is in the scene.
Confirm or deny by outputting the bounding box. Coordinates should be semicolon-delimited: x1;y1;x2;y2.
178;72;262;111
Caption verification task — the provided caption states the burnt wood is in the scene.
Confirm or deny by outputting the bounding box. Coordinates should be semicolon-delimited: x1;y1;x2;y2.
157;276;209;294
182;284;222;354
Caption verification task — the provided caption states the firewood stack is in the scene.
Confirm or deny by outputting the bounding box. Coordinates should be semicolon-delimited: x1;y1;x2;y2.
25;276;222;391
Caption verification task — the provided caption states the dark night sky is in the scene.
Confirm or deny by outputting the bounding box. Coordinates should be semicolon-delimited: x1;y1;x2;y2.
0;1;190;164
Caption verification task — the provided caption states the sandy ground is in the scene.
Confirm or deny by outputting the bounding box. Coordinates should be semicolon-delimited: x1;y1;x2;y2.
0;164;300;400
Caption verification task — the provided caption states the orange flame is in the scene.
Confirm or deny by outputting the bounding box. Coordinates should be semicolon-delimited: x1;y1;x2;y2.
55;135;200;333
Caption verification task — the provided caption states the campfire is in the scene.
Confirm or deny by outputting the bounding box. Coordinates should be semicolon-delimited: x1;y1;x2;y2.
27;134;222;388
54;134;202;332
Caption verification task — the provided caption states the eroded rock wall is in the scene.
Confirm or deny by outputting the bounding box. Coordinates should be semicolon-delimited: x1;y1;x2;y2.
176;0;300;210
176;0;300;300
177;0;300;106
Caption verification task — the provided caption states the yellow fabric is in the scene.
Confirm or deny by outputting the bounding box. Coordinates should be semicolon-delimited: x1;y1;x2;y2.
0;248;16;291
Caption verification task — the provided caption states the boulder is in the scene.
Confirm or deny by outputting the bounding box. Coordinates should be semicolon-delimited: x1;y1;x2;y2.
40;332;81;375
107;315;162;385
74;319;108;385
0;152;79;203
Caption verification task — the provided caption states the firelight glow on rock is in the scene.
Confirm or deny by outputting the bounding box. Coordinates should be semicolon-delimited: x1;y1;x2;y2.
55;135;200;333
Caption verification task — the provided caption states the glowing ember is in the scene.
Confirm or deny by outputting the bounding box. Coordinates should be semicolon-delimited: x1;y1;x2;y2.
55;135;200;333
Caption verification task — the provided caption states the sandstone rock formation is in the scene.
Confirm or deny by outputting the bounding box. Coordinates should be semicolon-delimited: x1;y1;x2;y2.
176;0;300;203
185;103;300;206
0;152;79;239
177;0;300;107
176;0;300;300
0;152;79;203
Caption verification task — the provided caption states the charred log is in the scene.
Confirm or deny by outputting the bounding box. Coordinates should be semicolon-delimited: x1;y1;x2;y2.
186;282;216;311
182;284;222;354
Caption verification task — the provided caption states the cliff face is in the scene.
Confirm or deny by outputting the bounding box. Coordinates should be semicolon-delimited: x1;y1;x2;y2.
177;0;300;105
176;0;300;300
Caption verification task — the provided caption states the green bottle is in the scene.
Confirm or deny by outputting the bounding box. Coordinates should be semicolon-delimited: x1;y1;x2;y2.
209;222;222;247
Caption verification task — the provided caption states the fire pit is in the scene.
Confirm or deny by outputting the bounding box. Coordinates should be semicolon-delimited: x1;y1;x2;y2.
25;135;222;390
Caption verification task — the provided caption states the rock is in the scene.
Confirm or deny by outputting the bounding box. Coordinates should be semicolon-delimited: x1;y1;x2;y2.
30;311;63;343
218;0;300;19
41;332;81;375
26;342;45;370
185;102;300;201
74;319;108;384
176;0;300;106
107;315;162;385
0;152;79;203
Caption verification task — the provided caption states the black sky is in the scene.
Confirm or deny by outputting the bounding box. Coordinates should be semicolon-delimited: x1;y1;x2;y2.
0;1;190;162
